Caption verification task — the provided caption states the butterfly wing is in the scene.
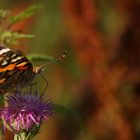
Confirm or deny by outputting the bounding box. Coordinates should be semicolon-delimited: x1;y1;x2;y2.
0;45;34;94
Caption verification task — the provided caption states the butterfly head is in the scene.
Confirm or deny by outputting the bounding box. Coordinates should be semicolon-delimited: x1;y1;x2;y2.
33;50;67;75
33;65;45;75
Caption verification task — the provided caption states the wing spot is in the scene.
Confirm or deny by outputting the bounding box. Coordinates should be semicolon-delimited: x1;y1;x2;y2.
11;54;17;58
16;62;27;67
0;48;10;55
11;56;23;62
0;64;16;72
1;60;8;66
0;78;6;83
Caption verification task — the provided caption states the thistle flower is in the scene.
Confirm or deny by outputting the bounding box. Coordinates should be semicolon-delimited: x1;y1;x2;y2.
0;91;53;135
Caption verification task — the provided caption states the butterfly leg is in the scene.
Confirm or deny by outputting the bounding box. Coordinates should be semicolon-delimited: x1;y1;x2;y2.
28;82;37;92
40;74;48;93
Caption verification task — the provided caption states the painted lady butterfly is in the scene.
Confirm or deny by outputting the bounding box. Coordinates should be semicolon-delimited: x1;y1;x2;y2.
0;45;66;94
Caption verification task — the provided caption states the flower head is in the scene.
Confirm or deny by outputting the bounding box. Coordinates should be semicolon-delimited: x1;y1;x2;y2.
0;91;53;133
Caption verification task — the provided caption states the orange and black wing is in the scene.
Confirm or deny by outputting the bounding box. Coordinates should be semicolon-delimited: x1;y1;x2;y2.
0;45;34;94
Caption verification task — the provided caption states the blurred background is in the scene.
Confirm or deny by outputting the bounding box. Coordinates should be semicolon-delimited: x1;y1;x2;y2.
1;0;140;140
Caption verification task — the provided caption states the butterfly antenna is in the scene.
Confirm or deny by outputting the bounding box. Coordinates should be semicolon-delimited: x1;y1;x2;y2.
35;50;67;74
34;50;67;93
43;50;67;68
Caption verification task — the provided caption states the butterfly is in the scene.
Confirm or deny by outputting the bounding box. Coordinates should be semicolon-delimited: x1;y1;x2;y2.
0;45;66;94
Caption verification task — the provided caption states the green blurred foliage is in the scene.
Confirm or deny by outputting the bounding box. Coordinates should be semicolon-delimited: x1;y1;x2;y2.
1;0;140;140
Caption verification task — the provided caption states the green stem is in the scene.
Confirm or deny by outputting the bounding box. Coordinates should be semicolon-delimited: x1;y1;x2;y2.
14;132;35;140
14;133;26;140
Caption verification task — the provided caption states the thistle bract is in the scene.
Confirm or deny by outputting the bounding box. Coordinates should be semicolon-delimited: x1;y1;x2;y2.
0;91;53;133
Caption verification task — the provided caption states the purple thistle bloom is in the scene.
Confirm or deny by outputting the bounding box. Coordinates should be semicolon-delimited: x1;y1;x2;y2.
0;91;53;133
